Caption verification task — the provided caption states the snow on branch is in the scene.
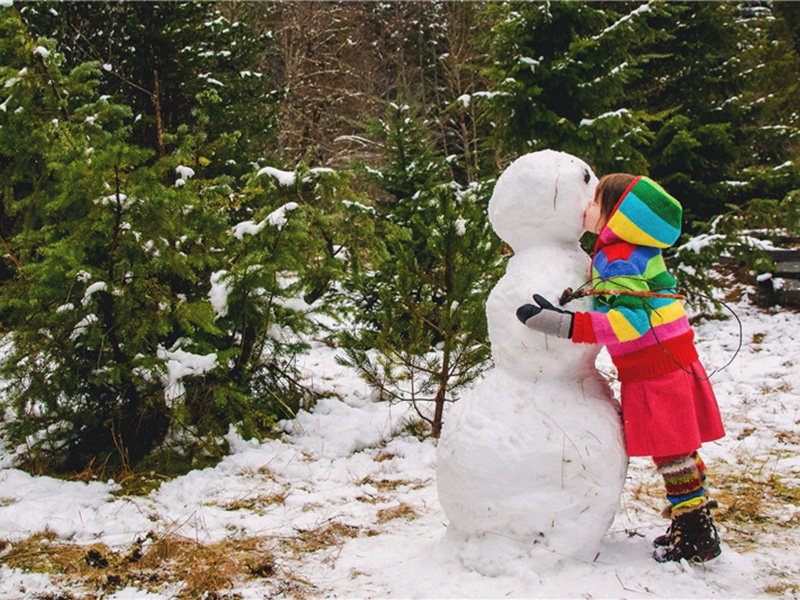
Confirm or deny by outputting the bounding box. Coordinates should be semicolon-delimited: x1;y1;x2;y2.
230;202;300;239
579;108;630;127
256;166;297;186
591;3;652;41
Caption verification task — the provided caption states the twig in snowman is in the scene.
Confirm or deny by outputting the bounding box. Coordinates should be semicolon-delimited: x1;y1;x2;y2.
559;286;687;306
557;276;743;379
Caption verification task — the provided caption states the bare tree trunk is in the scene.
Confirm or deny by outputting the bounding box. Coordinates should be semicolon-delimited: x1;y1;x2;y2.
152;69;165;158
0;233;27;279
431;348;450;438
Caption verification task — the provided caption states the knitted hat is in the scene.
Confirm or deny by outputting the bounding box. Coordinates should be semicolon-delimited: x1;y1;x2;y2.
600;176;683;248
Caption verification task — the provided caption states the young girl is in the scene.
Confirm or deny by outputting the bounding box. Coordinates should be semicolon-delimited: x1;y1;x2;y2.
516;173;725;563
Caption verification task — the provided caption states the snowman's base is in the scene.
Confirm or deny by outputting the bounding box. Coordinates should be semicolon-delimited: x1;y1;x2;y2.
440;526;599;577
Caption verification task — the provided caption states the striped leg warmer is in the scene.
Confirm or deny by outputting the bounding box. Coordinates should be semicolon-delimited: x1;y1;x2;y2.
692;450;708;494
654;453;707;515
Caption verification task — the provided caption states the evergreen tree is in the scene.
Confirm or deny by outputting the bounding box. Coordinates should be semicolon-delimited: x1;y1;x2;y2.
178;158;378;441
633;2;800;222
738;2;800;204
178;166;311;442
483;2;672;173
340;105;500;438
0;35;202;467
0;7;64;289
19;1;280;172
0;8;313;470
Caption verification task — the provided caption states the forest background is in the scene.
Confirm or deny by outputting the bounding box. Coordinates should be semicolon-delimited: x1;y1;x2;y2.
1;1;799;479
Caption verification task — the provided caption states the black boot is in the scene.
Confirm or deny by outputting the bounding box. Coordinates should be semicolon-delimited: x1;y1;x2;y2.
653;505;721;563
653;521;674;548
653;499;718;548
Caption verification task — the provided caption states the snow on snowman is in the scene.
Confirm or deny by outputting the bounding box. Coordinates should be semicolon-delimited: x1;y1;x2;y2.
436;150;628;575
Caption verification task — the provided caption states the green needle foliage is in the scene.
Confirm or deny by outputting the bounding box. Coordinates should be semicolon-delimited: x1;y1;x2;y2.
339;105;500;438
1;2;799;469
0;8;313;471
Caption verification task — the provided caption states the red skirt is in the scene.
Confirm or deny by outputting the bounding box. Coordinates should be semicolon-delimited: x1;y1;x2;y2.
620;360;725;457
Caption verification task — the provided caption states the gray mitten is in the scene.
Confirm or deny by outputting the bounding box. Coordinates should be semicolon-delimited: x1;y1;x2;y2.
516;294;574;339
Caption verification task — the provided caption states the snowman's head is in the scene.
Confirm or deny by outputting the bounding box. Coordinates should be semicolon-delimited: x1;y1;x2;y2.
488;150;598;251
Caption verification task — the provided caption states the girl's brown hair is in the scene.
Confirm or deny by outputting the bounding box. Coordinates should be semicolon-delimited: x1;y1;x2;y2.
596;173;636;220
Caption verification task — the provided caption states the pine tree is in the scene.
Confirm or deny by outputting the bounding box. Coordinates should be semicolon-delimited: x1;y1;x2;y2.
0;38;203;467
178;167;310;442
483;1;672;174
634;2;800;222
340;104;500;438
0;8;312;470
19;1;280;171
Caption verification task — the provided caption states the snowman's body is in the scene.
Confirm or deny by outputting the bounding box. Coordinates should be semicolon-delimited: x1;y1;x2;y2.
436;151;627;574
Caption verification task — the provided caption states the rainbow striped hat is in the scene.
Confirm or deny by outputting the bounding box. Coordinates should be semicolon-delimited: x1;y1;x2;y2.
599;176;683;248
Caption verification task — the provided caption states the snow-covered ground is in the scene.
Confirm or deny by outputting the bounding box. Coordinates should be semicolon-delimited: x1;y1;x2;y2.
1;287;799;599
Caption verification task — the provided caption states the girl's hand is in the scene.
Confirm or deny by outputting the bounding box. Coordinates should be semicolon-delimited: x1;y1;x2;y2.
516;295;574;339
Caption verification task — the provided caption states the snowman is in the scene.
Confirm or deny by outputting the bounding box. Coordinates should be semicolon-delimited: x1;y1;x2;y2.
436;150;627;575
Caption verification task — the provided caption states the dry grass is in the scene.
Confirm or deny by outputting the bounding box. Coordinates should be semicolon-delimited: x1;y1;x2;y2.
714;477;768;525
698;459;800;566
376;503;418;524
737;426;757;440
360;476;426;492
0;518;379;599
759;382;792;396
775;429;800;445
0;529;289;600
378;479;424;492
288;522;360;555
222;491;287;513
764;580;799;596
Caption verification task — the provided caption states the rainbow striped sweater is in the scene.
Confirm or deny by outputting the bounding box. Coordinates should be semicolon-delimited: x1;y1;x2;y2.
571;176;698;382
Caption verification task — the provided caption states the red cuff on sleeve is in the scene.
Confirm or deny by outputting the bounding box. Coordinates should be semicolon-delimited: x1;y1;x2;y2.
571;311;598;344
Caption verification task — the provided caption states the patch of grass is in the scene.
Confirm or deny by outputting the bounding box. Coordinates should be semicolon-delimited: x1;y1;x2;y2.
627;478;664;505
356;493;386;505
0;497;16;507
359;476;420;493
1;529;65;574
0;529;291;600
376;503;418;524
111;444;228;497
289;522;359;555
764;580;798;596
737;426;756;440
711;467;800;533
222;491;287;513
403;419;431;441
759;382;792;396
768;475;800;504
375;479;418;492
714;478;768;525
20;442;228;498
139;533;276;598
776;430;800;446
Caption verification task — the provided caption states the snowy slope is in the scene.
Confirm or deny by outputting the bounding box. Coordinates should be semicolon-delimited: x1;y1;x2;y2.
1;290;799;599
